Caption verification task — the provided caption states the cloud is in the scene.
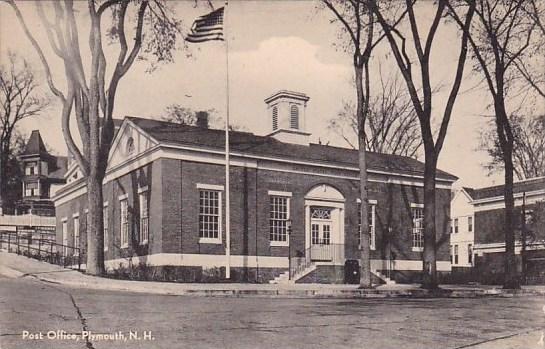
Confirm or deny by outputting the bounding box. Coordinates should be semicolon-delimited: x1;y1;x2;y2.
229;36;353;137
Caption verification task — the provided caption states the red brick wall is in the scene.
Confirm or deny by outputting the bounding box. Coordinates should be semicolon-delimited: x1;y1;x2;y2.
474;201;545;244
56;157;452;265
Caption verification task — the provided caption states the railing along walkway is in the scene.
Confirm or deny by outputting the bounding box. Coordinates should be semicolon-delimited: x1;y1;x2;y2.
0;231;82;271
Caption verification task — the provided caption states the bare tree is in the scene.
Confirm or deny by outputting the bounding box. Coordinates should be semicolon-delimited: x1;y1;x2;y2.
447;0;536;289
369;0;475;289
328;70;423;158
322;0;383;288
162;104;246;131
2;0;183;275
0;53;48;215
480;113;545;180
162;105;217;125
512;0;545;98
0;132;27;215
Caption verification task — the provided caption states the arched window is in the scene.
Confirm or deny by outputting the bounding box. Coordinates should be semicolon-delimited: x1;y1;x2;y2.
290;105;299;129
272;106;278;130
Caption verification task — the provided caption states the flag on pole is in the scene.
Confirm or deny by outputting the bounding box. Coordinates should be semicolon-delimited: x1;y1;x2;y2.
186;7;224;43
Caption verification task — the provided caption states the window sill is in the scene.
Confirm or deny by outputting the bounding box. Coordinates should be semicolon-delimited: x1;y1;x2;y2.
412;247;424;252
199;238;222;244
121;244;129;249
139;240;149;246
270;241;288;247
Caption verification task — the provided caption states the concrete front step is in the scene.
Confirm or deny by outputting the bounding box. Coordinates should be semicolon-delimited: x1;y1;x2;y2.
270;264;317;284
374;271;396;285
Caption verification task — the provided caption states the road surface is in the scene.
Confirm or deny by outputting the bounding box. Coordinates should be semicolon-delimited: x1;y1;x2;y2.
1;276;544;349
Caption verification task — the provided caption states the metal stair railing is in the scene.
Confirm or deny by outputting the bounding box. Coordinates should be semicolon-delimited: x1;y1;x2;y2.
289;243;345;280
0;231;82;271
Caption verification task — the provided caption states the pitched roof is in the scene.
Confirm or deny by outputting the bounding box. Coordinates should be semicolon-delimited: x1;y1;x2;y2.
471;177;545;200
49;156;68;180
127;116;458;181
462;187;475;199
22;130;48;157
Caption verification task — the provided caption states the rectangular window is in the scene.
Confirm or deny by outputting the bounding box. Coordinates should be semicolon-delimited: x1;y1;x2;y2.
454;245;459;265
269;196;289;245
311;223;319;244
62;220;68;256
454;218;459;233
103;204;109;251
449;245;453;264
120;199;129;248
73;216;80;256
139;191;149;244
412;207;424;251
86;211;89;235
199;189;221;241
25;182;38;197
26;163;36;175
468;244;473;265
357;202;376;250
368;204;376;250
322;224;331;245
468;217;473;232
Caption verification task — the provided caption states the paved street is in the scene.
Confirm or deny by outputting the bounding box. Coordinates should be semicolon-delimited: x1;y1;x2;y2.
1;276;544;349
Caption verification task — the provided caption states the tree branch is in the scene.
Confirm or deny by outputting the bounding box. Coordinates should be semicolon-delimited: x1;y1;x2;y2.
4;0;65;102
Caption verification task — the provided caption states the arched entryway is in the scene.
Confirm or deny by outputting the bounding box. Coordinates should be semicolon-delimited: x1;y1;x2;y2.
304;184;345;264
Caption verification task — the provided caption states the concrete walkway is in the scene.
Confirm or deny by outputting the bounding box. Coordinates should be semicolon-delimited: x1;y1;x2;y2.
1;251;544;298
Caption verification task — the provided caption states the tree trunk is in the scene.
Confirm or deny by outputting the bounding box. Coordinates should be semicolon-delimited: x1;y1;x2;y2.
85;174;105;275
422;148;438;289
501;132;520;289
355;62;372;288
493;98;520;289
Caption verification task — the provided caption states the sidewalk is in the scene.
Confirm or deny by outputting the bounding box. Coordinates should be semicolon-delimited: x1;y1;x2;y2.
2;251;545;298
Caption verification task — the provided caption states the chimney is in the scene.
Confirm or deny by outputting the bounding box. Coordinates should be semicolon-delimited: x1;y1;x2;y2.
196;111;209;129
265;90;310;145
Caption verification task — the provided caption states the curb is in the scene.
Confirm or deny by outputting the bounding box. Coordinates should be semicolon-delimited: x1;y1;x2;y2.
26;274;545;298
2;258;544;299
0;265;24;278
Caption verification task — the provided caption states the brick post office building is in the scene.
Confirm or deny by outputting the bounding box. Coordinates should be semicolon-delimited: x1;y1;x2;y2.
53;91;456;283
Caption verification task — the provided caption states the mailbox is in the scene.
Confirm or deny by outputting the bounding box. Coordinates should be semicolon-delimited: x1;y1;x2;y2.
344;259;360;284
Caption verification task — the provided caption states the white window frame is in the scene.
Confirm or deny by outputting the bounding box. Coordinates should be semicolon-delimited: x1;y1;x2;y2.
198;185;223;244
103;202;109;251
269;194;290;247
411;204;424;252
369;204;376;251
139;188;149;245
468;243;473;265
120;197;129;248
357;199;377;250
454;218;459;234
454;244;459;265
73;214;80;256
62;218;68;256
467;216;473;232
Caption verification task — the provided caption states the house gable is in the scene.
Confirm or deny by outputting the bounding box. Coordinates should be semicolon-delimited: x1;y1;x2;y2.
107;119;159;172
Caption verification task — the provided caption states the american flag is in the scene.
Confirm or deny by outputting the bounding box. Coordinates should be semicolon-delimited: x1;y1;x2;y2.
186;7;224;43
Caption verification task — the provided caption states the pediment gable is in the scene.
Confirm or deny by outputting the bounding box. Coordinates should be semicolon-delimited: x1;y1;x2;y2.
107;119;159;171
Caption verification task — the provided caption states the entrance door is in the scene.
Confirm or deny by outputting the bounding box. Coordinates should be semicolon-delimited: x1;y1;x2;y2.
310;207;334;261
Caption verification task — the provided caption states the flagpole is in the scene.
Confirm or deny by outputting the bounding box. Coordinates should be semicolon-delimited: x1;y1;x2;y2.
224;0;231;280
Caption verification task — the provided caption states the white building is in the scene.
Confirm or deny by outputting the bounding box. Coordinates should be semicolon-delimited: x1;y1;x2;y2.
450;187;475;268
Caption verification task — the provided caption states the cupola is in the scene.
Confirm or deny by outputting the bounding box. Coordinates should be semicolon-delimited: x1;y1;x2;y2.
265;90;311;145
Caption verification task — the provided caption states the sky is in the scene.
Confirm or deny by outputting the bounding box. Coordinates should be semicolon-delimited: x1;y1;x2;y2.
1;0;537;189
